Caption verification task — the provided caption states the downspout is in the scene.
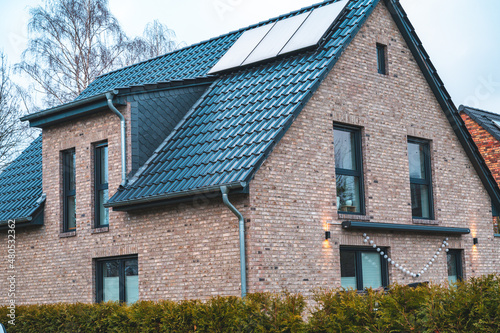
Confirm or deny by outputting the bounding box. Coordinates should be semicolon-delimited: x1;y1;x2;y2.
220;186;247;298
105;92;127;187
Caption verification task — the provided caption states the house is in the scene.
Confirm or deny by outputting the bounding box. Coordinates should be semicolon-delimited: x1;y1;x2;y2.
459;105;500;235
1;0;500;305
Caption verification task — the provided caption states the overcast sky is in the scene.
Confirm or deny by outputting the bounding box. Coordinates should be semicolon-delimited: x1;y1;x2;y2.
1;0;499;112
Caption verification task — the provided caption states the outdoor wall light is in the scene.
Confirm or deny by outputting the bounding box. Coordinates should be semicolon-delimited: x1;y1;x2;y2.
473;237;479;245
325;231;331;240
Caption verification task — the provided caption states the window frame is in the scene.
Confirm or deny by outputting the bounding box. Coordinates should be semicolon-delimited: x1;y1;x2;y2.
62;149;76;232
94;141;109;228
376;43;387;75
447;249;463;283
340;246;389;291
408;137;434;220
95;255;138;303
334;124;365;215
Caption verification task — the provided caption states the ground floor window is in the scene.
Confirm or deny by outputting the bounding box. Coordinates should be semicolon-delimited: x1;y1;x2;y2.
340;247;388;290
447;250;463;284
96;255;138;303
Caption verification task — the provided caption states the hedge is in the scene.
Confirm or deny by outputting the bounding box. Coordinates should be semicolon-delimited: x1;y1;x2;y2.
1;275;499;332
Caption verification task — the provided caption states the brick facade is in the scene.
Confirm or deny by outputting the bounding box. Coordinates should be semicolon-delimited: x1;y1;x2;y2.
460;113;500;186
1;2;499;305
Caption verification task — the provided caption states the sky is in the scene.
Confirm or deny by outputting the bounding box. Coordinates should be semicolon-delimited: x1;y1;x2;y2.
1;0;499;112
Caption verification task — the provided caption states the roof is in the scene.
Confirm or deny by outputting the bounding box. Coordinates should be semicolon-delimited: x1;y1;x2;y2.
459;105;500;142
0;135;44;223
106;0;378;208
15;0;500;212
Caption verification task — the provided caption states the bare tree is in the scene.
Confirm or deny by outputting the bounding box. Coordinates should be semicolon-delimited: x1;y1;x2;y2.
16;0;128;107
0;53;35;171
124;20;184;65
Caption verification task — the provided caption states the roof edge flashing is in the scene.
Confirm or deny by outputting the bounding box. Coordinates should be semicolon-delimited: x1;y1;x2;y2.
106;181;247;210
341;221;470;235
21;90;121;128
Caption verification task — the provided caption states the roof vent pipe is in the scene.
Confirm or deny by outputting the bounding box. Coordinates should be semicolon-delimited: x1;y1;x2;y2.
221;186;247;298
106;92;127;187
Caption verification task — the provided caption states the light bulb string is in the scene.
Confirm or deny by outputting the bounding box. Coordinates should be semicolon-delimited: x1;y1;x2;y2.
362;233;450;278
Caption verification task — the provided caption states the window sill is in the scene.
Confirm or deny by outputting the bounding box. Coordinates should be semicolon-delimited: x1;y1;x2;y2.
91;226;109;234
412;219;439;226
338;213;370;221
60;231;76;238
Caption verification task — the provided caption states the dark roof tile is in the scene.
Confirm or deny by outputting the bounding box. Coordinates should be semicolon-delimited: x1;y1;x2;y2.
0;136;43;221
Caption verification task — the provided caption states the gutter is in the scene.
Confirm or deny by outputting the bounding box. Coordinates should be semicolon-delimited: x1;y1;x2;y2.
105;92;127;187
220;186;247;298
105;181;247;209
20;91;118;122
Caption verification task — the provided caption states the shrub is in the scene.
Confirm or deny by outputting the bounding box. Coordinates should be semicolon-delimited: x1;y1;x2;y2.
0;275;499;332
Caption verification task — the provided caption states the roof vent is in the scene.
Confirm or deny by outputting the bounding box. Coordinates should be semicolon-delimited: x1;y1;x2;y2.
208;0;349;74
492;120;500;130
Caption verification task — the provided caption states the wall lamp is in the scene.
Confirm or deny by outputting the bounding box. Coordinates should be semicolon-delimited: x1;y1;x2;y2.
325;231;331;240
473;237;479;245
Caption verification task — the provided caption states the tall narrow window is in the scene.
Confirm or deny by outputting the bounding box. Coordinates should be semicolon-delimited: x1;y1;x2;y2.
408;138;433;219
340;247;388;290
447;250;463;284
377;43;387;75
334;125;364;214
95;142;109;227
96;256;138;303
63;149;76;232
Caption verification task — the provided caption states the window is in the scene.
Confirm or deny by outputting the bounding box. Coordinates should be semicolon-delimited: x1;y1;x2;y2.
447;250;463;284
334;126;364;214
94;142;109;227
340;247;388;290
96;256;138;303
377;43;387;75
62;149;76;232
408;138;433;219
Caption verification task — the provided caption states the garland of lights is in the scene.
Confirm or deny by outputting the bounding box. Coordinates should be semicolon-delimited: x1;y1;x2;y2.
363;233;450;278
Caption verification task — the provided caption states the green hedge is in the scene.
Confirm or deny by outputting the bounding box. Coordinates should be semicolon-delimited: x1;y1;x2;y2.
1;275;500;332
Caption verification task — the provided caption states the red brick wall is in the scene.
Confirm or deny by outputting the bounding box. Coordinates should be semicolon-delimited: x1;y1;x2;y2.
460;113;500;186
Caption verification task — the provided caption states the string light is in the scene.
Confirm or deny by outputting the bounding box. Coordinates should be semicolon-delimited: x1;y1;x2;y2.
362;233;449;279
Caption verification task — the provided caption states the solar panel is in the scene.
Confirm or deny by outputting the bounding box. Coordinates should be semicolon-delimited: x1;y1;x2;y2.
209;0;349;74
242;12;310;66
208;23;275;74
280;0;349;55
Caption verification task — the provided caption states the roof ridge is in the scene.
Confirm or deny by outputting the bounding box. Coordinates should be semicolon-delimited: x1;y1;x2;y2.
90;0;336;82
459;105;500;118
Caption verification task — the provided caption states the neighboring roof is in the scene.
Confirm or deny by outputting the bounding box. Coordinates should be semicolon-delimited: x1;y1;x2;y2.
106;0;378;208
0;135;44;223
459;105;500;142
383;0;500;208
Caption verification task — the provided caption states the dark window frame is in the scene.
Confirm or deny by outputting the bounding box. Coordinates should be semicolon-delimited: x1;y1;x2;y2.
334;124;365;215
377;43;387;75
447;249;463;282
340;246;389;291
408;137;434;220
62;149;76;232
94;142;109;228
95;255;138;303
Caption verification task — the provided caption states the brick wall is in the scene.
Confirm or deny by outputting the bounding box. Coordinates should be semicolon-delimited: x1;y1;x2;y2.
0;106;246;304
247;1;499;297
460;113;500;186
